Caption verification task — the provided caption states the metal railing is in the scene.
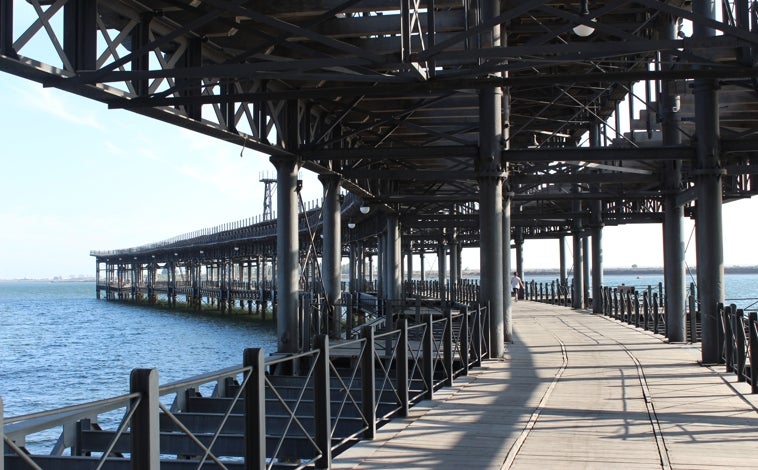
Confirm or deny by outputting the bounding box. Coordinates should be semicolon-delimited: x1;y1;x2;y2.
720;303;758;394
2;304;490;469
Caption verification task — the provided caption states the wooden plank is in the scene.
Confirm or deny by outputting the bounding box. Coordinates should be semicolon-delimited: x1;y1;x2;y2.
334;302;758;469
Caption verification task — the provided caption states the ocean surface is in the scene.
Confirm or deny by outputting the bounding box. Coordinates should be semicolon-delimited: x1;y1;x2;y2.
0;281;277;419
2;275;758;420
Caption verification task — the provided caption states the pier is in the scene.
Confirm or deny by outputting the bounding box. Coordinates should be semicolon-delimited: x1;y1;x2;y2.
3;0;758;468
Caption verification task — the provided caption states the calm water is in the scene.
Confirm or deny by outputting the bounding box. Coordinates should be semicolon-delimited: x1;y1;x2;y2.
0;281;276;418
3;275;758;419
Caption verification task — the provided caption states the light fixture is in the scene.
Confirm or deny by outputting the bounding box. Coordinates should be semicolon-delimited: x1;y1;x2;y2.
234;246;239;251
572;0;595;37
348;221;356;229
359;205;370;214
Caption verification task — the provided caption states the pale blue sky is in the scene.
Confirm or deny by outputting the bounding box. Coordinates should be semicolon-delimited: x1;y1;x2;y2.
1;73;757;279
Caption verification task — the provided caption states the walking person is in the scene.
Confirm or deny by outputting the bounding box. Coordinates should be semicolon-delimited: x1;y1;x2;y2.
510;272;524;302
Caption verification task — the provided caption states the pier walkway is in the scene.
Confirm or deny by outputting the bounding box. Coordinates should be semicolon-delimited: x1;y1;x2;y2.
334;302;758;470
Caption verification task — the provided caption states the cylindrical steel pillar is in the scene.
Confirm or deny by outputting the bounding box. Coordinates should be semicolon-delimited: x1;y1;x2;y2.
661;16;687;342
449;234;459;303
438;239;447;302
693;0;724;362
271;155;300;353
320;175;342;338
385;215;402;300
559;236;567;286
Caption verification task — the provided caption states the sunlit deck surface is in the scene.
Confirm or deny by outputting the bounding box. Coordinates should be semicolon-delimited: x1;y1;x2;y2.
334;302;758;469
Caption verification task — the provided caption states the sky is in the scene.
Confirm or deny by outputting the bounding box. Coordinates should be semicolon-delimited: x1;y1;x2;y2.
2;70;757;280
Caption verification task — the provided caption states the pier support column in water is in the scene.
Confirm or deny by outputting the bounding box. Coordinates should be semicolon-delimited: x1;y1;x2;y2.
661;14;687;342
320;174;342;339
271;154;301;354
693;0;724;363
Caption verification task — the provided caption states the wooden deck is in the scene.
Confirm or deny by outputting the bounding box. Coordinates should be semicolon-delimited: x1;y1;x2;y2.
334;301;758;469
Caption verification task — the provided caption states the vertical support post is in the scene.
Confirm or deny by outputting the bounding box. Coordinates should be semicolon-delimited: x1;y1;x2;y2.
243;348;266;470
385;215;402;301
437;238;447;302
559;236;567;286
582;234;590;308
449;233;459;303
423;314;434;399
444;306;454;386
320;175;342;339
0;0;17;58
571;194;584;310
360;325;376;438
478;0;506;354
472;304;483;367
397;319;410;416
460;305;470;375
271;154;301;353
130;368;159;470
693;0;724;364
661;14;687;343
314;335;332;469
749;312;758;393
63;0;97;71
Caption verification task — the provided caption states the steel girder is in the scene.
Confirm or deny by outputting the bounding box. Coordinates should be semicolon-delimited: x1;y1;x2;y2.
3;0;758;241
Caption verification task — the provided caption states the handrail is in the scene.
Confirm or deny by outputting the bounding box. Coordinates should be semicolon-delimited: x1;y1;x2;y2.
2;303;490;467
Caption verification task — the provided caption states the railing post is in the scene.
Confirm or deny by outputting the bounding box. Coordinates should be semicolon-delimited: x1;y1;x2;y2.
634;293;640;327
735;307;746;382
314;335;332;468
444;306;454;386
397;319;409;417
130;368;159;470
423;313;434;400
243;348;266;470
643;292;650;331
749;312;758;394
722;304;733;372
653;294;660;333
472;304;482;367
360;325;376;438
461;305;470;376
689;286;698;342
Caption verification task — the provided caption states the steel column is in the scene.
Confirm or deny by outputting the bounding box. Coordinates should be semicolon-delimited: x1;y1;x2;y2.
661;16;687;342
272;155;301;353
449;233;459;303
320;175;342;338
63;0;97;71
385;215;402;300
438;238;447;302
559;236;567;286
0;0;15;58
693;0;724;363
572;189;584;309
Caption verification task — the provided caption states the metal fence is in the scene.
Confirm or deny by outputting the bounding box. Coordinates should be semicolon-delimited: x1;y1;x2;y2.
2;303;491;469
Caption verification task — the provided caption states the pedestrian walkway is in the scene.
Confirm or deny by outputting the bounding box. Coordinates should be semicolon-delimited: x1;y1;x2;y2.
334;302;758;469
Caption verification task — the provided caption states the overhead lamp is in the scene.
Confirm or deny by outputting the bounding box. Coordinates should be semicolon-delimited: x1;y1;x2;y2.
359;205;370;214
348;221;356;229
572;0;595;37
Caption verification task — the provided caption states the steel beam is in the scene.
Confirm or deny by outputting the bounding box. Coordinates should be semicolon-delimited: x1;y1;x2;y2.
320;174;342;339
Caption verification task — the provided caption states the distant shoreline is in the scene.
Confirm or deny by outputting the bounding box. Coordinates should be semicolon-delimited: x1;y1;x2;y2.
3;266;758;283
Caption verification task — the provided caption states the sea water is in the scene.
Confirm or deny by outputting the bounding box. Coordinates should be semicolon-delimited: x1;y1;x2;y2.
0;281;277;418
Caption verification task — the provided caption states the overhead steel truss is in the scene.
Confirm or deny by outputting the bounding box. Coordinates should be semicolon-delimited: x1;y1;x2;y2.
2;0;758;238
